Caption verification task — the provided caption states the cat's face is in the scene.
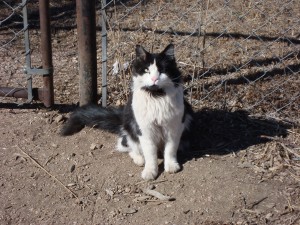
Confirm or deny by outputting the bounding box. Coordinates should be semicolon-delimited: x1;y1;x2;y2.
132;44;181;93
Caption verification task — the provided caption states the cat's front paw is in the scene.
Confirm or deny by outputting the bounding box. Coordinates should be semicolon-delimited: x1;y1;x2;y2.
133;155;145;166
141;168;158;180
129;152;144;166
165;161;180;173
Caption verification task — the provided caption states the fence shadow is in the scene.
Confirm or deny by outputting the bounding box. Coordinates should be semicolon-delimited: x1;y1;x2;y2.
189;51;300;80
0;103;77;113
178;109;293;164
184;52;300;91
119;27;300;45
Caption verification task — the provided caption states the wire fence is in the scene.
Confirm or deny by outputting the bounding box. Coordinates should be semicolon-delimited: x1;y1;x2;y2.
0;0;299;124
100;0;300;123
0;0;29;103
0;0;53;107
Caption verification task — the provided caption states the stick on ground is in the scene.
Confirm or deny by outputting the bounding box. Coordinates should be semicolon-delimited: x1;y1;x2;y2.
16;145;79;200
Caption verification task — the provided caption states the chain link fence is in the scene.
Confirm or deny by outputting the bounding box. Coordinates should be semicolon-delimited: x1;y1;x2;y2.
0;0;28;103
0;0;53;106
100;0;300;123
1;0;299;123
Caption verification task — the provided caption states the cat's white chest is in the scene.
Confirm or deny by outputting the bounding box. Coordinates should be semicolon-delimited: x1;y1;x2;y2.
132;87;184;126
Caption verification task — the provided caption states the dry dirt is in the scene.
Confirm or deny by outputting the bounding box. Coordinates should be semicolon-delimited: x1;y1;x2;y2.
0;106;299;225
1;0;300;224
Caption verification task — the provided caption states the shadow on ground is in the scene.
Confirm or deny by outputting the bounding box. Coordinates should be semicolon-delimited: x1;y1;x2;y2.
0;102;77;113
179;108;293;163
0;102;293;164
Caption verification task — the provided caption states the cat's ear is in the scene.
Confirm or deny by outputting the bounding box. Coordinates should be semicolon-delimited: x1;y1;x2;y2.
135;45;149;61
162;44;175;59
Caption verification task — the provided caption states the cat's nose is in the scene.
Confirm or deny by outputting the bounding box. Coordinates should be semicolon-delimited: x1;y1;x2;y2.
151;76;159;82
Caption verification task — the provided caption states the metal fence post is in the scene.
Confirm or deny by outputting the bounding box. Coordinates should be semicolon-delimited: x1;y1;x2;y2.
39;0;54;107
101;0;107;107
76;0;97;106
22;0;33;102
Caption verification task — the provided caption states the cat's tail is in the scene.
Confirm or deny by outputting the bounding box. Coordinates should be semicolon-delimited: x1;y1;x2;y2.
60;104;123;136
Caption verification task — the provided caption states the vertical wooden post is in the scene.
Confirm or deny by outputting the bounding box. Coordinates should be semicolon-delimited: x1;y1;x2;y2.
39;0;54;107
76;0;97;106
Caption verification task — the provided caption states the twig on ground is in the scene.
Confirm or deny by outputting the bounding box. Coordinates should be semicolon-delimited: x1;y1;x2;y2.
142;188;175;201
135;179;168;186
280;143;300;158
44;153;59;166
16;145;79;200
247;196;268;209
287;129;300;137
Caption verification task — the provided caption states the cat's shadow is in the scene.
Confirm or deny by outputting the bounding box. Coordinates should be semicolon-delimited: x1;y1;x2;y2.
1;103;293;178
177;108;293;164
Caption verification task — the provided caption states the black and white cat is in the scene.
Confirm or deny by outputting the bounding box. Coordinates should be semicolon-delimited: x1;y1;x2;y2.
61;44;193;180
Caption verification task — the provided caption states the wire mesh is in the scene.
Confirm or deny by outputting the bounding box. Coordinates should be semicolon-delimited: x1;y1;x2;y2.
0;0;44;104
1;0;299;122
0;1;27;103
100;0;300;123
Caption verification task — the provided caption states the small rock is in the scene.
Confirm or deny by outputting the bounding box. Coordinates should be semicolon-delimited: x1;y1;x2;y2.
108;210;118;218
75;198;83;205
70;164;75;173
113;198;120;202
46;117;53;124
91;190;98;196
183;209;190;214
148;184;155;190
51;143;58;148
123;208;137;215
90;143;98;150
105;189;114;197
265;213;273;220
83;176;91;182
54;115;64;123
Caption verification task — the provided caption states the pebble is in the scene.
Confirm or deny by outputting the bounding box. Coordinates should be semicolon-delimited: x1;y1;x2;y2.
123;208;137;215
83;176;91;182
90;143;98;150
265;213;273;220
147;184;155;190
54;115;64;123
70;164;75;173
183;209;190;214
51;143;58;148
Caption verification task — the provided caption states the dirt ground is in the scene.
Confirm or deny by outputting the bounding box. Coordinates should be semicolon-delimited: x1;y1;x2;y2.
1;0;300;224
0;106;299;225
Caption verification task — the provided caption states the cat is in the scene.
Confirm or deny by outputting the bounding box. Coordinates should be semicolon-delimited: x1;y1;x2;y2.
61;44;194;180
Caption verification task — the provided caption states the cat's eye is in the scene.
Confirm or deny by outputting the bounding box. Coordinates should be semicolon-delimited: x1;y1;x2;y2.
145;69;150;73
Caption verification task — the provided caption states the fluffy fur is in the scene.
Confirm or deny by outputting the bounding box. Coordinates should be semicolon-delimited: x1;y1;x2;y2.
61;44;193;180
